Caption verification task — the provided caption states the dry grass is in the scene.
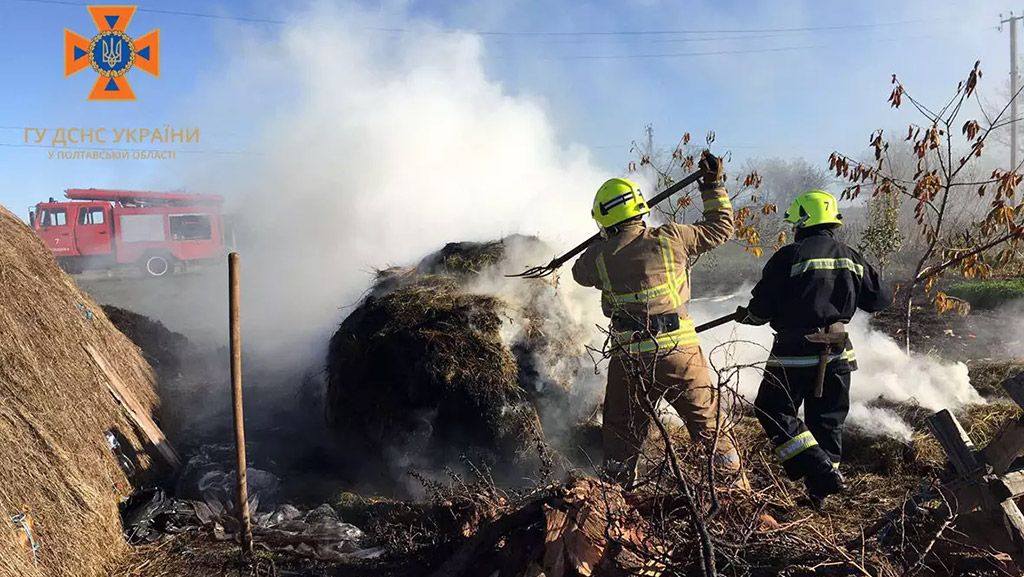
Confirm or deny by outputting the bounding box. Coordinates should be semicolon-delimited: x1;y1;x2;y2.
326;274;543;492
0;206;160;577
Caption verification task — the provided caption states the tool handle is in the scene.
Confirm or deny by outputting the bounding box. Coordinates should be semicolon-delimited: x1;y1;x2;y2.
813;353;828;398
546;170;704;270
694;310;741;333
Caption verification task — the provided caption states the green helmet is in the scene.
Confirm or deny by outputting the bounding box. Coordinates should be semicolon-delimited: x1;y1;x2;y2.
784;190;843;229
592;177;649;229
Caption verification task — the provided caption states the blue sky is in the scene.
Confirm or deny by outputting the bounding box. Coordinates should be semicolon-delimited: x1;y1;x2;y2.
0;0;1020;216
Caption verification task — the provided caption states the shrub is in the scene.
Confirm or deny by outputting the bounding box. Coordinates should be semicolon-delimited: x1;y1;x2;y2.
945;279;1024;309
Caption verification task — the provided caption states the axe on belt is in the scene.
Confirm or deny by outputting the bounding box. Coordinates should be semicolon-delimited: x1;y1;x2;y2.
804;323;848;398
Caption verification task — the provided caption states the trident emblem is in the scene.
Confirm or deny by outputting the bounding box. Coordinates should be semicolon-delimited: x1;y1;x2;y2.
101;37;123;68
64;5;160;101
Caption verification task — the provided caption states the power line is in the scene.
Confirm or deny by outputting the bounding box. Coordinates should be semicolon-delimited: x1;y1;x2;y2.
12;0;288;24
488;32;792;46
495;31;941;60
502;44;820;61
12;0;941;38
363;20;938;37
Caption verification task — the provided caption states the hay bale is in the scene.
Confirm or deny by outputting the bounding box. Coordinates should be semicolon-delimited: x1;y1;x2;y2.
0;206;160;577
416;240;506;277
326;274;542;488
102;305;188;379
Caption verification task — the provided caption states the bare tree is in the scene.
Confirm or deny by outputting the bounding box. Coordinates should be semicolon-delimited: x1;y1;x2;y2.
741;157;832;206
829;61;1024;351
628;124;779;259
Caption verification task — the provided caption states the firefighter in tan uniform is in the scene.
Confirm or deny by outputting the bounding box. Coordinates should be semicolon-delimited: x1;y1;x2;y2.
572;152;741;483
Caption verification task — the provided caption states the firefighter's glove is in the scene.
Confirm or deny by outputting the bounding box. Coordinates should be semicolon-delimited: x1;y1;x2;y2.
735;306;768;326
698;150;724;190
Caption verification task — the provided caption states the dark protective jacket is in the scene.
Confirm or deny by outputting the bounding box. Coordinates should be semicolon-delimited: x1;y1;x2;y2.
746;226;891;370
572;184;733;355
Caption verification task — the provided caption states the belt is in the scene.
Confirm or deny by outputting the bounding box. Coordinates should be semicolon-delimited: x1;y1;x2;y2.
609;314;698;356
775;322;847;342
611;312;680;335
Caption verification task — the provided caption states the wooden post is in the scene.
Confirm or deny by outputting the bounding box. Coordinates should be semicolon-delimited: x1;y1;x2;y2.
229;252;254;555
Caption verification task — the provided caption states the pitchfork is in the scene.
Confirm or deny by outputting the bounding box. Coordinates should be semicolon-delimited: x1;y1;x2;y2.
507;170;703;278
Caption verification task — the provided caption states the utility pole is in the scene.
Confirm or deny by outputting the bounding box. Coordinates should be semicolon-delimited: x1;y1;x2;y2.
1002;13;1023;170
645;123;654;162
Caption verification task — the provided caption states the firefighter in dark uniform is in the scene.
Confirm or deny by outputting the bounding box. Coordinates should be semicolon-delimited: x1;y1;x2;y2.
737;190;891;507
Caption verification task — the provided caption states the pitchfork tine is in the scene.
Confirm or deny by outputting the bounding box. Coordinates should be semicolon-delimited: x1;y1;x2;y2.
505;265;556;278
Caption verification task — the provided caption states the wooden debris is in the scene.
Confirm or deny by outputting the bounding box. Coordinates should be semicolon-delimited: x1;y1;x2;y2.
925;372;1024;569
84;343;182;471
430;477;664;577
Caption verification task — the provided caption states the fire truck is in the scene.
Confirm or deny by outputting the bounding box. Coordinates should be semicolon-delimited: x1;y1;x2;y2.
30;189;227;277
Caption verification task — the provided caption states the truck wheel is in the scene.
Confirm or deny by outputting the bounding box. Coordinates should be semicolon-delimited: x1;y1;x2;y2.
58;258;83;275
142;254;172;277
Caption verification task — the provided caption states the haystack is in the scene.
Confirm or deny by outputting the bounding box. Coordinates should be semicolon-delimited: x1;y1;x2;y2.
326;273;543;488
0;206;160;577
102;305;188;379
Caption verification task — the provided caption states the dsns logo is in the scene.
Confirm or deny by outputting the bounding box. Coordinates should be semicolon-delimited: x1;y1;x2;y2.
64;6;159;100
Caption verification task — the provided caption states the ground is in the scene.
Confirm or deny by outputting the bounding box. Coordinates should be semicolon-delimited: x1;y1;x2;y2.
76;267;1024;577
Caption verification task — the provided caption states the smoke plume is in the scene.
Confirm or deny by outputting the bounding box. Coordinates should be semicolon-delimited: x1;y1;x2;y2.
177;2;605;360
167;2;980;445
691;289;982;437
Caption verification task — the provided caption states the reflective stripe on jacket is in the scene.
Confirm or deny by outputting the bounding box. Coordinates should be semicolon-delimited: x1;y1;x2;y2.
572;185;733;352
747;225;890;371
746;226;890;332
766;347;857;369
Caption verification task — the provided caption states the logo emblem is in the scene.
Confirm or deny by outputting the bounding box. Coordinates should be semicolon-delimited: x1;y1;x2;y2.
64;6;159;100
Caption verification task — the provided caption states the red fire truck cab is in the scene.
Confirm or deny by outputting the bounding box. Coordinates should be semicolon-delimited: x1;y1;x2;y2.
31;189;227;277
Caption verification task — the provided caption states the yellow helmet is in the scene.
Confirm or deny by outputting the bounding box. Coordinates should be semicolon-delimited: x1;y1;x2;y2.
592;177;649;229
784;190;843;229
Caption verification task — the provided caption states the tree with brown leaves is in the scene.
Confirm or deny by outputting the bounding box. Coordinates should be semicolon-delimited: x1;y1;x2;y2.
829;61;1024;350
628;125;780;260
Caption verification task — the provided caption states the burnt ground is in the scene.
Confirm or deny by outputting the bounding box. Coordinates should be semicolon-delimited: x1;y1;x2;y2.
81;270;1024;577
870;303;1023;361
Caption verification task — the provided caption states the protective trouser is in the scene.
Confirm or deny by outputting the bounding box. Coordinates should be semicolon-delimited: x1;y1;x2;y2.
754;363;851;480
603;346;740;481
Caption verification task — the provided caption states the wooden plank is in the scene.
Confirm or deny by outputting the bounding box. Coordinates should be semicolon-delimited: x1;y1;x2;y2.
985;419;1024;474
993;470;1024;501
999;499;1024;569
84;343;182;471
1003;372;1024;409
927;409;983;476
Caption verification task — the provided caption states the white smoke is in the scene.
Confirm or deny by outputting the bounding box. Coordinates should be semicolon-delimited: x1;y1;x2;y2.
177;3;605;357
691;288;982;437
170;2;982;443
466;237;608;431
846;405;914;442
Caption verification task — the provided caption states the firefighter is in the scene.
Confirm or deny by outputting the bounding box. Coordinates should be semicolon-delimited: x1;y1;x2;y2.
572;151;741;485
737;190;891;507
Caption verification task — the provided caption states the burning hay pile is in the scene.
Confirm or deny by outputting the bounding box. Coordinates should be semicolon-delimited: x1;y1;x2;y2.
326;272;543;489
102;304;188;380
326;237;597;490
0;206;162;577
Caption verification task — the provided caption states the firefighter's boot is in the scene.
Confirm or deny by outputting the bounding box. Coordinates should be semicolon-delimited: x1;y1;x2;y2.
804;467;844;509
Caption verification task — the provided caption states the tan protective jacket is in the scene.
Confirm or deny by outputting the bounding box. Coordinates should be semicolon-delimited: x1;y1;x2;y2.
572;185;733;354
